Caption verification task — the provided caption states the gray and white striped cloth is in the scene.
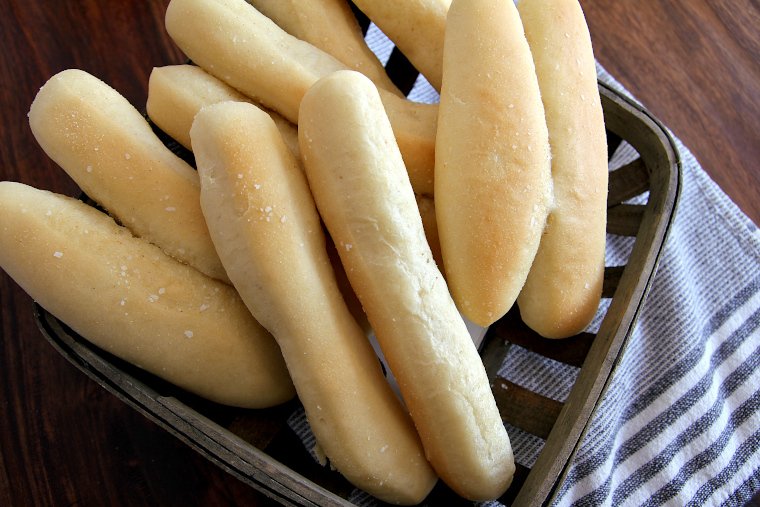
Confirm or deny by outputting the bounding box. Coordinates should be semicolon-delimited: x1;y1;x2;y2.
288;25;760;506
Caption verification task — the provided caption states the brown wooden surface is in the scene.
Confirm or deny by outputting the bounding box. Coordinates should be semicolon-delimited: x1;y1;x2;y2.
0;1;758;506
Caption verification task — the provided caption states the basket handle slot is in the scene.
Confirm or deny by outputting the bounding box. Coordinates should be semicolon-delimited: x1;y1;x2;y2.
603;265;626;299
606;130;623;160
608;158;649;206
607;203;646;236
493;377;564;439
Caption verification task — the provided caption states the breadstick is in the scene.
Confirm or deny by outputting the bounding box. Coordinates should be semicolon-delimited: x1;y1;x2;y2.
28;69;229;284
299;70;514;501
350;0;450;91
516;0;608;338
147;65;300;159
164;0;437;196
0;181;294;408
190;101;437;504
435;0;553;327
248;0;402;95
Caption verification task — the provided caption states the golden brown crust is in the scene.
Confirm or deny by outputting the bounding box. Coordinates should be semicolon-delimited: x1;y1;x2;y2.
28;69;229;283
190;100;436;504
0;181;294;408
516;0;608;338
299;70;514;501
435;0;553;327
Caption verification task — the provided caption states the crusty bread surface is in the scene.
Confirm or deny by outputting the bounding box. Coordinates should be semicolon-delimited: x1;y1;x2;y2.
299;70;514;501
435;0;553;327
28;68;229;283
516;0;608;338
0;181;294;408
190;100;437;504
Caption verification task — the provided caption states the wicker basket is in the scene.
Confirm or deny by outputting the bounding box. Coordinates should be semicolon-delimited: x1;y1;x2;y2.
33;23;681;507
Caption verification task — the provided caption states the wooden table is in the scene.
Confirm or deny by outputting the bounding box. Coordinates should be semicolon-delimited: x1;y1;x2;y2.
1;1;757;505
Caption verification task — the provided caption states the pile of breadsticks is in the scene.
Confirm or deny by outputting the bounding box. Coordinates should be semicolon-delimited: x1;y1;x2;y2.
0;0;608;503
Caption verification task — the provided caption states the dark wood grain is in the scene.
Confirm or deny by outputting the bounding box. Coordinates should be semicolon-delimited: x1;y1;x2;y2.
583;0;760;225
0;1;757;506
